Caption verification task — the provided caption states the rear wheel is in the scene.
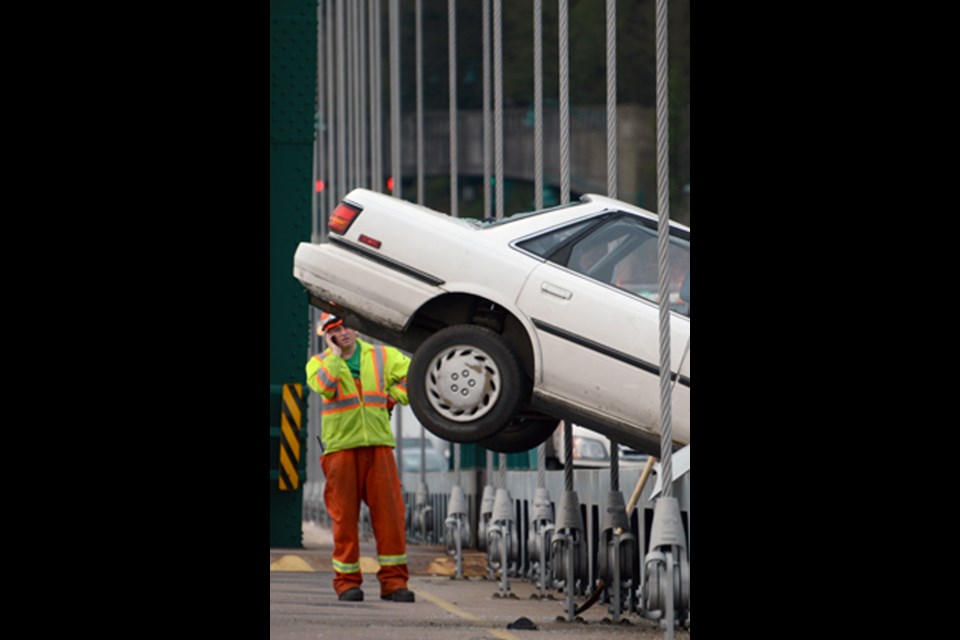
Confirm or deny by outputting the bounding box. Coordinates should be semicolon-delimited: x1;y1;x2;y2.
409;324;525;444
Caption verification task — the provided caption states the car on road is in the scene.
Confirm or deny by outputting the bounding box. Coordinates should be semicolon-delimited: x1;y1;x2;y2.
293;188;690;457
399;437;448;473
545;422;652;469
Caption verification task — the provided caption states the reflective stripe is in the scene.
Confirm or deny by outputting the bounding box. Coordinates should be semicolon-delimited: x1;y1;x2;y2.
372;347;385;392
332;559;360;573
322;396;362;414
377;554;407;566
311;357;338;392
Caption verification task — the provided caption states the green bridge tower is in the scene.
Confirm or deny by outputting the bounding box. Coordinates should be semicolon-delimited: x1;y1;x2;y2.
269;0;316;548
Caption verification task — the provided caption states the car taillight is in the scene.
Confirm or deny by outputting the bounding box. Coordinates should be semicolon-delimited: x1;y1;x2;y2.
329;202;362;235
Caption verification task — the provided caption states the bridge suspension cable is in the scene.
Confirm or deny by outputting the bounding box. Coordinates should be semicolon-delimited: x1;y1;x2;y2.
448;0;458;217
559;0;570;204
493;0;503;219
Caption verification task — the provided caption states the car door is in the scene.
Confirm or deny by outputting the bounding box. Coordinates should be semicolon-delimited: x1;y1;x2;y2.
514;211;690;440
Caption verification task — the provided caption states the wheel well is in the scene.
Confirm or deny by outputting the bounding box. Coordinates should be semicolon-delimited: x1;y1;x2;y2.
409;293;535;383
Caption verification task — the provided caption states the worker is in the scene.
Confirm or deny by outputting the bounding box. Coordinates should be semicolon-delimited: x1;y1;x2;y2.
306;313;415;603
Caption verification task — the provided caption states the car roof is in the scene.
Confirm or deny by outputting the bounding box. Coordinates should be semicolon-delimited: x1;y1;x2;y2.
480;194;689;242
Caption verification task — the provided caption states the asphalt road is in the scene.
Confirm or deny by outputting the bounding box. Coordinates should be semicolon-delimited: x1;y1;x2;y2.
270;522;690;640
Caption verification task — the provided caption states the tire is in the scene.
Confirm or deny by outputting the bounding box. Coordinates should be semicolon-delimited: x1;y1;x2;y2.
409;324;525;444
476;417;559;453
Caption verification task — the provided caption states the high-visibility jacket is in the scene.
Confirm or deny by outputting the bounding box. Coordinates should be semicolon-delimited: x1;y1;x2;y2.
305;338;410;455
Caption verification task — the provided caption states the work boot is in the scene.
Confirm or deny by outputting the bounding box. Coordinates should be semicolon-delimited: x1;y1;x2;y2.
338;587;364;601
381;588;415;602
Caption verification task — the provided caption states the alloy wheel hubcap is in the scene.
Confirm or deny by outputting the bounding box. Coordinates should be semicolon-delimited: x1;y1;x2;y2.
425;344;501;422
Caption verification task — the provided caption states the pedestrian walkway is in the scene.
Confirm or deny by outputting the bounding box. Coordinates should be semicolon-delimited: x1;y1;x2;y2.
270;522;690;640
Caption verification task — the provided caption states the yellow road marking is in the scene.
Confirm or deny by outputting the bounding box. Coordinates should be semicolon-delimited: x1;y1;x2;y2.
414;587;519;640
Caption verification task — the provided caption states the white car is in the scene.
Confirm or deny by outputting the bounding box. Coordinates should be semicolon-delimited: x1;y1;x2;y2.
293;188;690;457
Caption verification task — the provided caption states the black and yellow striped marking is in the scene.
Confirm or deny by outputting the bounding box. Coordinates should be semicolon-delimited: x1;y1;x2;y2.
279;383;305;491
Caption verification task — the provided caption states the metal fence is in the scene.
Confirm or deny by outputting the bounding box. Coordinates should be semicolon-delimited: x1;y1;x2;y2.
304;463;690;595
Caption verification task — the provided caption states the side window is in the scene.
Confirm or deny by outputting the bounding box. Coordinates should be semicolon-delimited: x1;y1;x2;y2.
566;215;691;316
568;220;634;280
517;212;690;317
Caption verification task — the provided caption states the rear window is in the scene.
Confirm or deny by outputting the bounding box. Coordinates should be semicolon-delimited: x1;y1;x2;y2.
474;200;585;228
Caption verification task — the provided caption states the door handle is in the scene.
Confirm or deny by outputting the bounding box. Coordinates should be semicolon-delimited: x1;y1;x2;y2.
541;282;572;300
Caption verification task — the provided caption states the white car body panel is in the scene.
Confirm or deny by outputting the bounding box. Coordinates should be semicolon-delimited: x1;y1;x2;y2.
295;189;539;331
292;188;690;455
516;260;689;448
294;242;433;330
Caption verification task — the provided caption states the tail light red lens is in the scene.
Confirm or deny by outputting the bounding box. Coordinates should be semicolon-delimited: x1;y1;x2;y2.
329;202;362;235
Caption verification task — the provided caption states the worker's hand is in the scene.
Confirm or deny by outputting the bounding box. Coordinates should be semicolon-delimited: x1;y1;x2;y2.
328;335;342;358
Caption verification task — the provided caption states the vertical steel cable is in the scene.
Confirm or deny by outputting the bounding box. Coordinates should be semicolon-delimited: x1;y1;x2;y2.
606;0;619;492
448;0;458;216
498;452;506;489
395;396;404;491
344;0;351;191
563;421;573;491
455;442;461;487
315;0;325;243
655;0;673;496
493;0;503;220
420;425;426;485
606;0;617;199
493;0;504;219
558;0;570;205
416;0;424;204
390;0;401;198
359;0;367;188
610;440;619;491
353;0;361;187
368;0;376;191
537;441;546;489
350;1;365;187
486;448;493;488
534;0;546;490
371;0;382;192
326;0;335;209
347;0;355;188
309;0;324;506
533;0;544;211
482;0;491;218
336;0;346;201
